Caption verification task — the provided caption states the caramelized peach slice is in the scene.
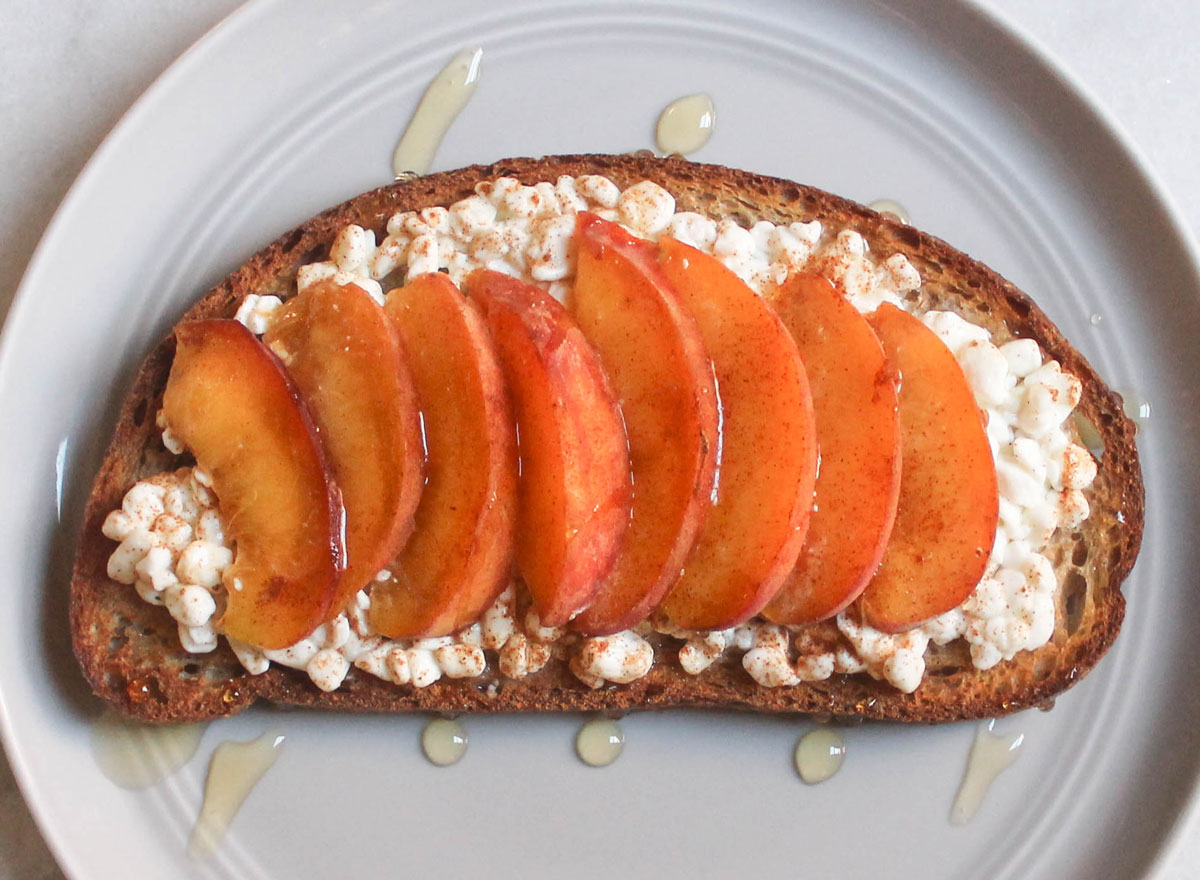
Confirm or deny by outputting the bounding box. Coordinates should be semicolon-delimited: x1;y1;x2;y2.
764;273;901;624
466;269;631;626
570;214;719;636
162;320;343;650
656;239;817;630
263;280;424;612
369;272;518;638
860;303;998;632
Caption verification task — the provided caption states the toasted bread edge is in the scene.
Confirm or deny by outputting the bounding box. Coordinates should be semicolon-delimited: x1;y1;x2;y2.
68;154;1144;724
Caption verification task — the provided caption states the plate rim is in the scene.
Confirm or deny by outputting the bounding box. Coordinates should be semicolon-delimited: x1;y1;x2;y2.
951;1;1200;874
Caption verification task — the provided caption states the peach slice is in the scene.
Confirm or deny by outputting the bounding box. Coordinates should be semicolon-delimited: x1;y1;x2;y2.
466;269;631;626
369;272;518;638
764;273;901;624
656;238;818;630
263;280;424;613
570;214;719;636
162;320;343;650
859;303;999;632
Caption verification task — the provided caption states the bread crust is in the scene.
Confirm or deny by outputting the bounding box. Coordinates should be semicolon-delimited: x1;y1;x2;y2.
69;154;1144;724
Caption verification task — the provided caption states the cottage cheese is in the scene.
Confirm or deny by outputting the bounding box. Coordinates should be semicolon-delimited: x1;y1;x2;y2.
287;174;920;314
101;467;230;653
108;173;1096;695
570;630;655;689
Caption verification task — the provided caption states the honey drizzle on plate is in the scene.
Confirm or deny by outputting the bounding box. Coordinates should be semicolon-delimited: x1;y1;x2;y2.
90;710;206;789
950;719;1023;824
794;727;846;784
189;730;285;859
868;198;910;224
391;48;483;179
576;718;624;766
422;718;468;766
655;94;716;156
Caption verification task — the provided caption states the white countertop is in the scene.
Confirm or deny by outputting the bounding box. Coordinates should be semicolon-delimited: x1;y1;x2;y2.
1;2;1196;877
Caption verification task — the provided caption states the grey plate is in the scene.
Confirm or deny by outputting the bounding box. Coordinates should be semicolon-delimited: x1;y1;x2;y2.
0;0;1192;877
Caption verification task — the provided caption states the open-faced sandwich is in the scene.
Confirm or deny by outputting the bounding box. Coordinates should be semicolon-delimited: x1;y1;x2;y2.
70;154;1144;724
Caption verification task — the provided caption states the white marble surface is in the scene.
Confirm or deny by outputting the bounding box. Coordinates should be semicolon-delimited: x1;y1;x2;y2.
1;1;1197;877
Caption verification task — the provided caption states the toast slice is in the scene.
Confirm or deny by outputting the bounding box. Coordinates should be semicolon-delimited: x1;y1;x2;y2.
69;154;1144;724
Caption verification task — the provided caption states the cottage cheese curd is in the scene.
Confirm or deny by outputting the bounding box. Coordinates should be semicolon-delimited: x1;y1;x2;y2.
107;174;1096;695
102;468;230;654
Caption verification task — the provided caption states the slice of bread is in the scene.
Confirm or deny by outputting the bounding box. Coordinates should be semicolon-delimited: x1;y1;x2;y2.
69;154;1144;724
